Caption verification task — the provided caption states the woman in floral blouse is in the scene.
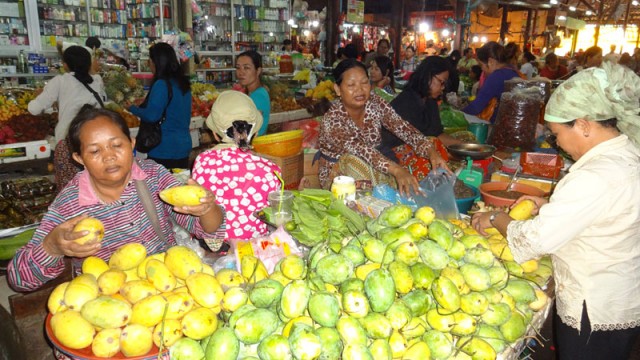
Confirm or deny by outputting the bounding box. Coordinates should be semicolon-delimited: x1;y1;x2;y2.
317;59;448;196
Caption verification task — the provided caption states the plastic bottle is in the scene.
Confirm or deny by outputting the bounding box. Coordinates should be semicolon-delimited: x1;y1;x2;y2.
17;50;27;73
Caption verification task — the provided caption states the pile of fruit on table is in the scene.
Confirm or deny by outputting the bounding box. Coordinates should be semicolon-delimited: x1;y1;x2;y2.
191;83;219;118
46;191;552;359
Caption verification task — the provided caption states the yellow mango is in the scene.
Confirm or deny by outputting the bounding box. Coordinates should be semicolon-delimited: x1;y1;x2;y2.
119;280;157;304
80;296;132;329
82;256;109;279
120;324;153;357
159;185;207;207
92;328;121;358
146;259;176;292
529;289;549;311
186;272;224;310
201;263;215;276
164;246;203;280
215;268;246;291
109;243;147;271
164;291;195;320
50;310;95;349
130;294;167;327
64;274;99;311
73;217;104;245
221;286;248;312
521;259;539;273
137;252;165;279
97;269;127;295
355;263;381;281
47;282;69;314
240;255;268;283
509;199;536;221
123;268;140;282
282;316;314;338
181;307;218;340
153;319;183;348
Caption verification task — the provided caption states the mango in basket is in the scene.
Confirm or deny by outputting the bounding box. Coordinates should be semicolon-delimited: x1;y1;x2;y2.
160;185;207;207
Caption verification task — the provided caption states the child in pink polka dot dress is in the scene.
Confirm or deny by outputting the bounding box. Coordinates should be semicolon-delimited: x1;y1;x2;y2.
192;91;281;246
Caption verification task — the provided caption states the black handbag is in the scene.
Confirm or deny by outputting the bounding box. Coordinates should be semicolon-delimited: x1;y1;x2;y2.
135;80;173;153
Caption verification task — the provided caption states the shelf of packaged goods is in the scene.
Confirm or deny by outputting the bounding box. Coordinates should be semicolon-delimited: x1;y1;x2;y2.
0;73;57;78
198;51;234;56
37;18;88;24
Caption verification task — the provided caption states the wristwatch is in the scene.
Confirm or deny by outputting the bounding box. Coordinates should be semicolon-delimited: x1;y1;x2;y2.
489;212;498;226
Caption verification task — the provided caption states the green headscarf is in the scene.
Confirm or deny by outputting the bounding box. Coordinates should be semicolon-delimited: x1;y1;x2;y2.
544;62;640;148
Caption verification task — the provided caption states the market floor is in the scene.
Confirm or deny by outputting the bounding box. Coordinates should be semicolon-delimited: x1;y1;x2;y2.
528;308;640;360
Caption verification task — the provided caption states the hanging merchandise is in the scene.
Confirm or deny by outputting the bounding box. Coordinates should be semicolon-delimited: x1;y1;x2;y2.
161;31;195;63
191;0;204;20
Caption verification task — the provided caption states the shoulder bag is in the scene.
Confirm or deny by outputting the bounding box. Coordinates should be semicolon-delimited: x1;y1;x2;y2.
135;178;168;243
135;80;173;153
78;78;105;109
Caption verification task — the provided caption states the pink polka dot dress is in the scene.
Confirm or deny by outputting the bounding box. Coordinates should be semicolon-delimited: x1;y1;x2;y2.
192;147;282;240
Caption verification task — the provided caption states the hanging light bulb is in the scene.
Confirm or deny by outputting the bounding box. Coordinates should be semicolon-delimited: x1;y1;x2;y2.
586;10;592;15
481;36;487;43
472;35;479;43
303;30;310;37
550;0;558;4
380;30;386;36
569;6;576;11
442;29;450;37
419;22;429;33
633;0;639;5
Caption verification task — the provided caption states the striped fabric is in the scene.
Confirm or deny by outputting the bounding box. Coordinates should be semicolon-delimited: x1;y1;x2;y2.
8;159;226;292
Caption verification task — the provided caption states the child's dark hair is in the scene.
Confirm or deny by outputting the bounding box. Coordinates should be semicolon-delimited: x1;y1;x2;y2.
225;120;254;150
373;55;395;91
63;46;93;86
470;64;482;79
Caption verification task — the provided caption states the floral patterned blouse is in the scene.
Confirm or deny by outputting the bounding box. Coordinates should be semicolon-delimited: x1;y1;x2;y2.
317;93;434;188
192;147;281;240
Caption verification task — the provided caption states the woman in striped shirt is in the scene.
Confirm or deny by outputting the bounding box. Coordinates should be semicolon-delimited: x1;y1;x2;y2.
8;108;225;292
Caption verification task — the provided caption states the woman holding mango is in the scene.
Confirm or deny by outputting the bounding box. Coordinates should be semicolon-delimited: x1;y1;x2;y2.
472;62;640;359
8;107;225;292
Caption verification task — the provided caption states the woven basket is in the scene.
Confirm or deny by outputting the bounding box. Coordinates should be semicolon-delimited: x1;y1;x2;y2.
253;130;304;157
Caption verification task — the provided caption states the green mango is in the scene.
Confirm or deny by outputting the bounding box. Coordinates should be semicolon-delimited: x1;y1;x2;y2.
463;247;495;268
422;330;453;360
288;323;322;360
280;255;307;280
417;240;449;270
451;312;477;336
402;341;431;360
378;204;413;228
447;240;466;260
362;237;394;264
257;334;292;360
460;292;489;316
517;301;534;323
249;279;284;309
364;269;396;313
316;327;343;360
488;264;509;288
503;279;536;304
401;289;432;317
410;263;437;290
394;241;421;266
459;235;490;249
426;309;455;333
359;312;393;339
476;324;506;353
342;343;374;360
172;337;205;360
385;300;413;330
308;292;340;327
500;312;527;342
308;243;333;270
229;304;257;329
388;261;414;295
458;336;497;360
280;280;311;319
439;267;466;293
503;260;524;277
316;254;354;285
400;316;429;340
336;316;368;346
342;290;370;318
431;277;460;312
428;221;454;250
481;303;512;327
340;245;366;267
205;327;239;360
369;339;392;360
233;308;280;345
378;228;416;249
340;278;364;294
481;287;503;304
460;263;492;292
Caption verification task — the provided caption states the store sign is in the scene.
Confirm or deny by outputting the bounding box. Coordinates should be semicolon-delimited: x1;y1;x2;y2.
347;0;364;24
565;17;586;30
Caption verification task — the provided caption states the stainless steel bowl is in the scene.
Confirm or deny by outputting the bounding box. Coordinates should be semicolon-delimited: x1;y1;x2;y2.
447;143;497;160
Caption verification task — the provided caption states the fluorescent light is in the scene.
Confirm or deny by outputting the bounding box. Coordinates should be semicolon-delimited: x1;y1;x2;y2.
311;20;319;27
569;6;576;11
353;26;360;33
419;22;429;33
269;32;273;36
481;36;487;43
442;29;450;37
558;15;567;20
204;15;208;19
303;30;310;36
586;10;592;15
634;0;639;5
380;30;386;36
550;0;558;4
287;19;295;26
472;36;479;43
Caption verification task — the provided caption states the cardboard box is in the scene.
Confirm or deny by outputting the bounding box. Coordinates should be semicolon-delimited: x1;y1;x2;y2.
256;151;304;190
304;150;318;175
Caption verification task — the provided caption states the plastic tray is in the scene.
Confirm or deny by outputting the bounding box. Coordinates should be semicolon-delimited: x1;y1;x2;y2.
520;152;563;179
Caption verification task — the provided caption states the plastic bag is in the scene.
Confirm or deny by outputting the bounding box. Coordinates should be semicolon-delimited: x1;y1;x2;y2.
372;184;417;209
232;227;305;274
413;169;459;219
504;78;552;103
488;87;543;151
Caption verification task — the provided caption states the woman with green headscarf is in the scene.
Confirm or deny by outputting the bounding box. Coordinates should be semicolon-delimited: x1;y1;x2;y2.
472;62;640;359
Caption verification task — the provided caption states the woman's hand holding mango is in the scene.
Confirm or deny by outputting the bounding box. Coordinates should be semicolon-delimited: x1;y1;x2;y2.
42;215;101;258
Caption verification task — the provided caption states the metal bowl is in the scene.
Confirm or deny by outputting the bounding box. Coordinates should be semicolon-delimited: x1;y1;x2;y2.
447;143;497;160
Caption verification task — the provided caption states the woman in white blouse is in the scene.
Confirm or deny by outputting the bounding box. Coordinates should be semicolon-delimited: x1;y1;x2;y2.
472;62;640;359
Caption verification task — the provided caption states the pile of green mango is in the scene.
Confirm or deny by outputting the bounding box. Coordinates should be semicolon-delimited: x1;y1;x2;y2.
197;204;553;360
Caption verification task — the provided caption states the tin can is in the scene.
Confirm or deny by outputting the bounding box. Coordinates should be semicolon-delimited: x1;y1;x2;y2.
331;176;356;202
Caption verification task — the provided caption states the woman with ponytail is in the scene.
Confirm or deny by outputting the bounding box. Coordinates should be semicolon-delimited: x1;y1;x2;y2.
128;42;192;169
192;91;281;245
28;45;106;191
